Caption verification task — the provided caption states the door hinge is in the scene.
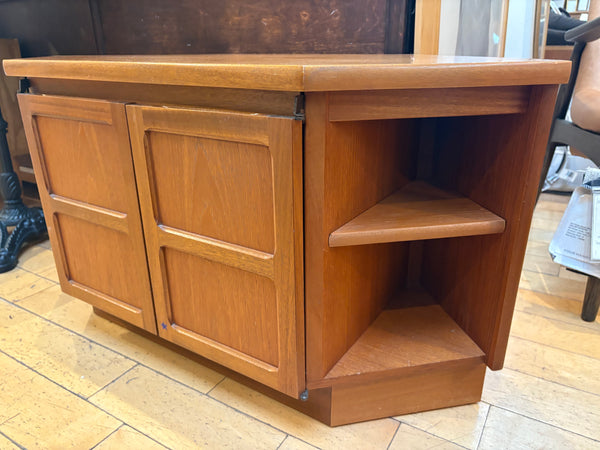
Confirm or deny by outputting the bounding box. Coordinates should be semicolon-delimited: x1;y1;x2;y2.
294;94;305;121
19;78;30;94
299;389;309;401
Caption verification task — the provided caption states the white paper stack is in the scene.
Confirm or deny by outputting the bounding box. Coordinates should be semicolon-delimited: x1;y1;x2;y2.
549;168;600;278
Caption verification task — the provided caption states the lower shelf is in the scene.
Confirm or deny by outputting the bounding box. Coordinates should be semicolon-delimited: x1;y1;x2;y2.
309;291;485;389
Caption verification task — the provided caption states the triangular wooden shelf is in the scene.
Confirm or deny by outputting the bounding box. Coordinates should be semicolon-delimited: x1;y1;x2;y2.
329;181;505;247
308;291;485;389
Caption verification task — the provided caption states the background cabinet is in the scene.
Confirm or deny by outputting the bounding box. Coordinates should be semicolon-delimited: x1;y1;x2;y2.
0;1;413;190
0;0;413;56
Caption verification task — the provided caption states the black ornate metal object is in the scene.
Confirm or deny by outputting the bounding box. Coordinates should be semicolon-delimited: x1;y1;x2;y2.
0;221;8;247
0;208;45;272
0;105;47;273
0;106;32;226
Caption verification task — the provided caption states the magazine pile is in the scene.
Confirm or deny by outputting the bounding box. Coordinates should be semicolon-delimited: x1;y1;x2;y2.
549;168;600;278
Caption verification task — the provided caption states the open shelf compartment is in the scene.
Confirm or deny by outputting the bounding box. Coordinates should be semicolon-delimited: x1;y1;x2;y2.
309;290;485;389
329;181;505;247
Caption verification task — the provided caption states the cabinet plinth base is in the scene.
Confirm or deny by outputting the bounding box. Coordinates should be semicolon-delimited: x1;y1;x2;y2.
93;306;486;426
327;358;486;425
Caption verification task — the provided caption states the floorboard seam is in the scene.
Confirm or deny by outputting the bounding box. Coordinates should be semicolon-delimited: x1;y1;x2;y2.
475;402;491;449
491;404;600;444
14;265;60;286
0;430;26;449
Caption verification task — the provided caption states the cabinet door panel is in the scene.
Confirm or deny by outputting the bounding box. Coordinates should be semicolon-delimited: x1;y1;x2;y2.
18;94;156;332
147;131;275;252
127;104;304;397
164;248;279;366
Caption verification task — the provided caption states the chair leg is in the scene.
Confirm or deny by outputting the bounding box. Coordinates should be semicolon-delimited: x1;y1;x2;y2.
537;142;560;203
582;277;600;322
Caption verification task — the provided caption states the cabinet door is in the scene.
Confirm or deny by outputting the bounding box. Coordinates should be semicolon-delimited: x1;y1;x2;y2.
18;95;156;332
127;105;304;397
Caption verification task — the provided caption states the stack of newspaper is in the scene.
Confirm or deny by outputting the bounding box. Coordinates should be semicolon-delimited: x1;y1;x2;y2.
549;168;600;278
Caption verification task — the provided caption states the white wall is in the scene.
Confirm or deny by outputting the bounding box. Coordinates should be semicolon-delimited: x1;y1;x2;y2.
438;0;461;55
438;0;509;57
504;0;536;58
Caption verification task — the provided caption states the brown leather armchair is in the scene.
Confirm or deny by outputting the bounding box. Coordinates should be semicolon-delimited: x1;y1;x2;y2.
540;3;600;322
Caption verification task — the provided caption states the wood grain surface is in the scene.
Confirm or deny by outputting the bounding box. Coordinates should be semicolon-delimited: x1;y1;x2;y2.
304;93;413;382
127;104;304;397
329;359;486;426
421;85;559;369
97;0;391;54
147;131;275;252
3;55;571;92
414;0;441;55
93;303;484;428
0;0;411;57
9;56;569;423
17;94;156;332
311;302;484;388
328;86;530;121
329;181;505;247
93;305;335;426
164;248;279;366
29;78;299;116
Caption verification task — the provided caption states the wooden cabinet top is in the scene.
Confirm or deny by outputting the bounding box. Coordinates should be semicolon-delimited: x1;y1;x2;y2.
4;54;570;92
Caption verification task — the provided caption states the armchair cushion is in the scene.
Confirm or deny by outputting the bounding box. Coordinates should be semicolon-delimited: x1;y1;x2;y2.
571;88;600;133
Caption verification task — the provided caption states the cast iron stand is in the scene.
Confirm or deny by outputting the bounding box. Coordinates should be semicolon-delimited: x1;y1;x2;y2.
0;105;46;272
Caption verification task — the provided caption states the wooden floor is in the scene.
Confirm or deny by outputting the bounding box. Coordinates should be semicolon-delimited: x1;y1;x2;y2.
0;192;599;449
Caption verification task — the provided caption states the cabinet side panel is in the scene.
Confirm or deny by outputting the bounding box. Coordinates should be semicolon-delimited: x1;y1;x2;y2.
304;93;327;383
422;85;558;369
305;92;416;381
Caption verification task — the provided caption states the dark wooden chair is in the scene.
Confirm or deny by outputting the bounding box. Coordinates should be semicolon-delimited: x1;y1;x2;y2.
539;8;600;322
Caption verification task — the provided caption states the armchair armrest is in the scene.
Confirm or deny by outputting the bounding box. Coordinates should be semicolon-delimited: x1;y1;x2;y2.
566;16;600;43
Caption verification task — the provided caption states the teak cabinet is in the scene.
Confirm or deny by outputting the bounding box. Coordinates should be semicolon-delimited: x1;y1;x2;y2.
18;94;305;397
4;55;570;426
